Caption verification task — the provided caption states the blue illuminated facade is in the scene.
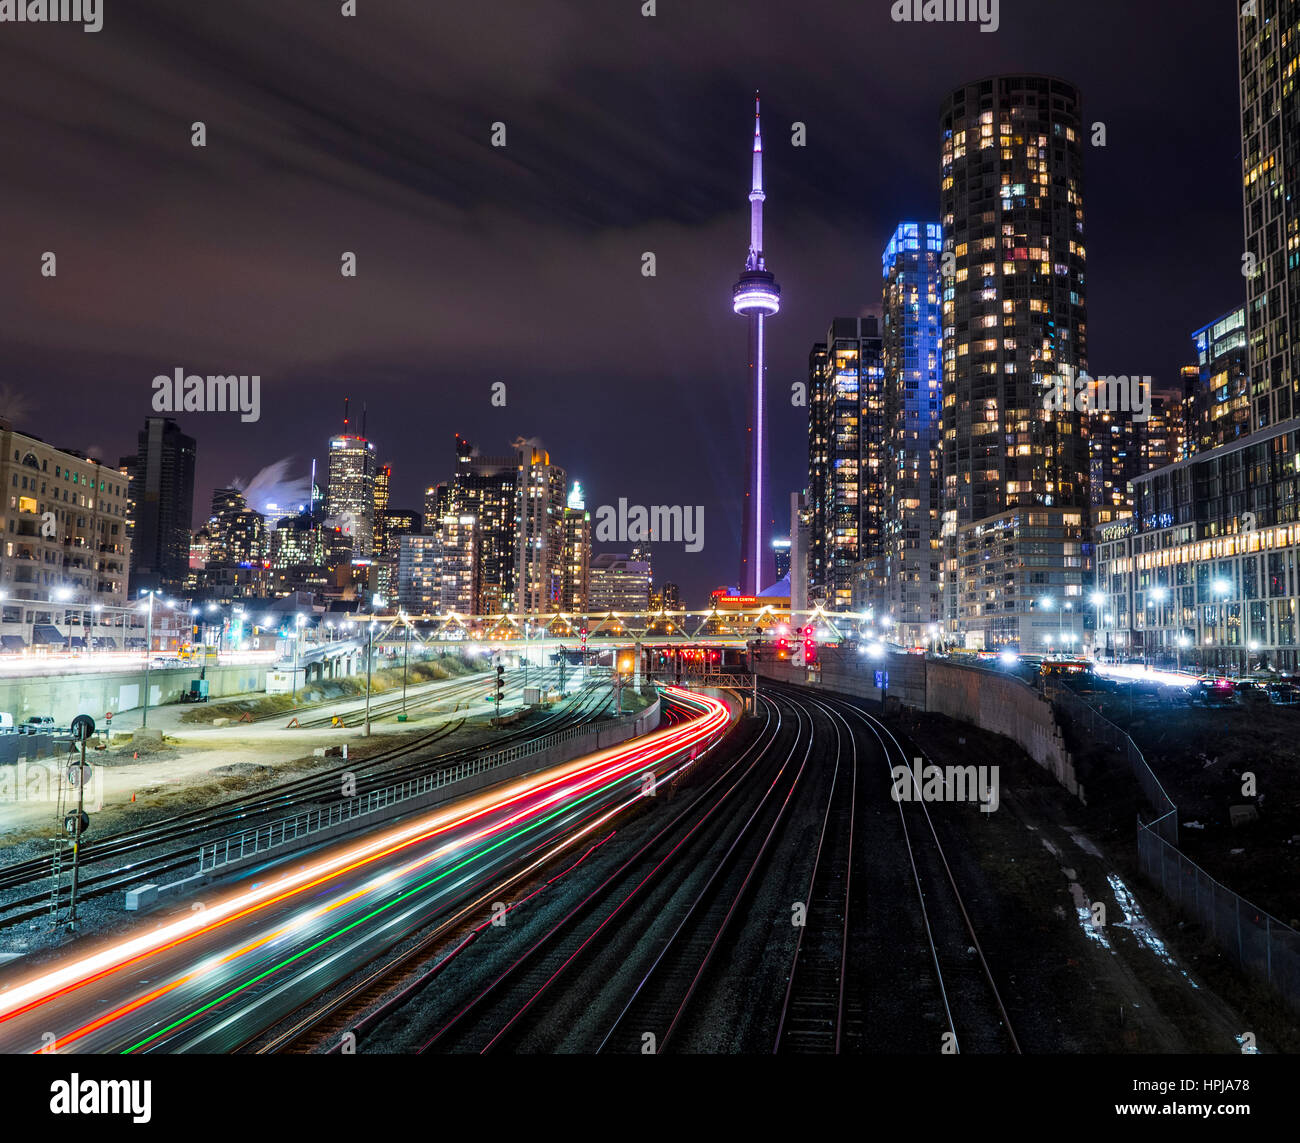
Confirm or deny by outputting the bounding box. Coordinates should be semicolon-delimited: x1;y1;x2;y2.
879;222;944;643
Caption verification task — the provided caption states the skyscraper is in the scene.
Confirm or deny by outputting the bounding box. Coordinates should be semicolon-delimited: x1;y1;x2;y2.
447;435;516;614
326;402;377;558
561;481;591;613
788;490;812;614
807;317;884;610
733;93;781;595
206;487;265;566
1240;3;1300;430
514;441;567;614
940;75;1090;640
882;222;944;644
120;416;196;593
371;463;391;555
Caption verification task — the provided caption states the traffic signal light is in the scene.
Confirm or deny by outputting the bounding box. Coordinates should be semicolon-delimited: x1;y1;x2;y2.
495;664;505;703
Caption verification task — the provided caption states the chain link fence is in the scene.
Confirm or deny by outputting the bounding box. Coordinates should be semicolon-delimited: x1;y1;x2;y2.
1051;683;1299;1014
1137;823;1300;1014
1049;685;1179;845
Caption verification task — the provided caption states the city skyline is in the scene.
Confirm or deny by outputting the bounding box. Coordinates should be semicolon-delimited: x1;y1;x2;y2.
2;0;1299;1097
0;0;1243;604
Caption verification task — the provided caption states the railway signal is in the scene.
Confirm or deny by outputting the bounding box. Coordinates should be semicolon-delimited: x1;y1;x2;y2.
495;663;505;719
64;712;96;929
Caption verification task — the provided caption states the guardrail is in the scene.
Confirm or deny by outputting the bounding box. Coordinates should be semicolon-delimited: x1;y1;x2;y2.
197;692;636;874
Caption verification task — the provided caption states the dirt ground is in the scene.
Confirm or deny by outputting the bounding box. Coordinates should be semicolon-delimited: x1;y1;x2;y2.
893;705;1298;1053
1063;693;1300;927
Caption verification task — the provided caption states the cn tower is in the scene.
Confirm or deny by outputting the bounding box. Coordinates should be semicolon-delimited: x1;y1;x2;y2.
733;92;780;596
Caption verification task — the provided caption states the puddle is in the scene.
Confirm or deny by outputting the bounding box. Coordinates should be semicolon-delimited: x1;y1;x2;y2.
1068;881;1112;949
1108;873;1199;988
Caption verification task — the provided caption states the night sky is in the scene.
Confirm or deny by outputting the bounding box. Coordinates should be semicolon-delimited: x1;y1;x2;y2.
0;0;1242;605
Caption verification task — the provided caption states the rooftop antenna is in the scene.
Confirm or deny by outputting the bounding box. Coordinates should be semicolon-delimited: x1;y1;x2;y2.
362;403;368;440
343;396;350;431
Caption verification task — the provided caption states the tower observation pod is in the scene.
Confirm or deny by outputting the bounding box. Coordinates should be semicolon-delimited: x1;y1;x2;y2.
734;92;780;596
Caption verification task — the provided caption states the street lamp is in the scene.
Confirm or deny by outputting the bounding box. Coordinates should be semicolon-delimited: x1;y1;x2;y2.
363;594;384;737
1211;578;1232;672
138;589;160;729
401;611;411;714
292;613;307;702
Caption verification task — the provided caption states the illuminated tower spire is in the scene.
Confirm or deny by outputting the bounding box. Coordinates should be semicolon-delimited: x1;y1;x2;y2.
734;92;780;595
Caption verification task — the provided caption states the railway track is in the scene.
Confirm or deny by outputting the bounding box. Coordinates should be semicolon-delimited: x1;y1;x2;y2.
768;682;1021;1055
402;690;810;1054
236;668;490;726
772;693;859;1053
242;689;717;1054
0;673;607;928
237;679;1021;1056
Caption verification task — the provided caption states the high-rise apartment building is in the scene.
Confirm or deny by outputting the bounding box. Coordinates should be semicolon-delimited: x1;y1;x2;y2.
120;416;196;593
940;75;1090;641
561;482;591;613
807;316;884;610
515;442;567;614
882;222;944;643
1090;396;1183;526
207;486;265;565
1240;2;1300;430
447;435;516;614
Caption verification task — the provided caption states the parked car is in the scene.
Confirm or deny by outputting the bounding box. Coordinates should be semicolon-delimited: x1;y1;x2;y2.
1234;679;1272;706
1192;677;1239;707
0;712;13;732
20;715;56;734
1266;681;1300;706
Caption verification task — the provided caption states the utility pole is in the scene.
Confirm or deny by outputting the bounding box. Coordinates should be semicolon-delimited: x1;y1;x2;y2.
364;617;374;737
402;617;411;713
292;617;302;703
141;591;155;729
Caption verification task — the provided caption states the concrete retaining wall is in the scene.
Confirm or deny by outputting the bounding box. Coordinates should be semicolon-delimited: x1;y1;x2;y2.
0;663;267;726
924;661;1077;796
757;649;1078;798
